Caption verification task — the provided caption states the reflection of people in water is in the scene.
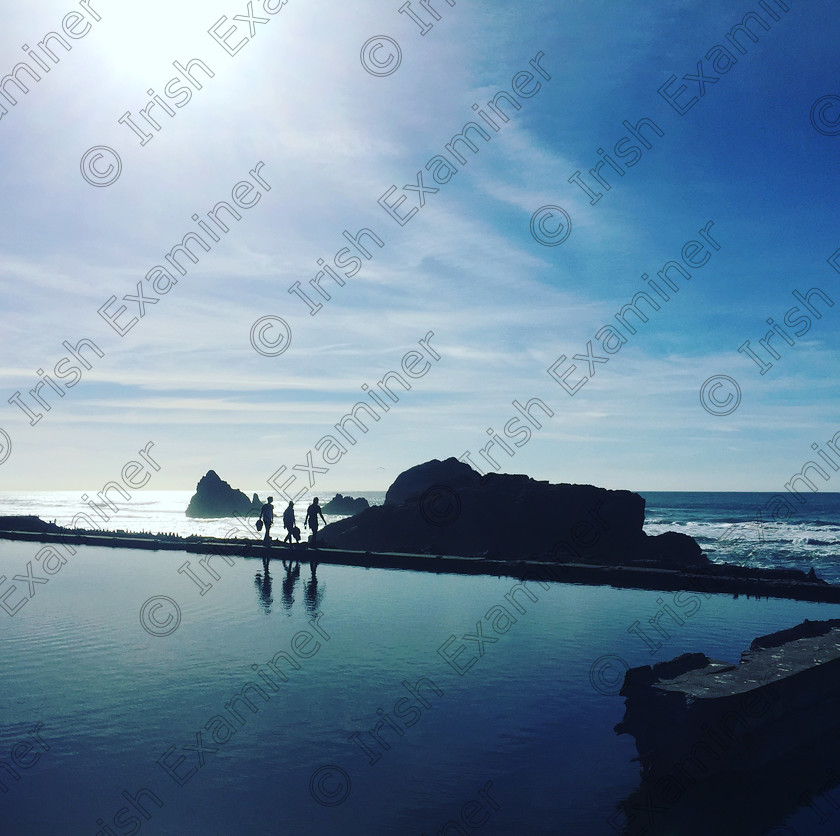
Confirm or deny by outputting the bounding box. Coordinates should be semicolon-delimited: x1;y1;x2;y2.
279;559;300;612
306;498;326;546
303;559;324;616
254;555;273;614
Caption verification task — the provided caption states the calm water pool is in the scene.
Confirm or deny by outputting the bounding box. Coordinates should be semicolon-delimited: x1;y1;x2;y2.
1;540;838;834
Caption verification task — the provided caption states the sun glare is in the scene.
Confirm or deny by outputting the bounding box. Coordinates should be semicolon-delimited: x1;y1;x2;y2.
90;1;226;85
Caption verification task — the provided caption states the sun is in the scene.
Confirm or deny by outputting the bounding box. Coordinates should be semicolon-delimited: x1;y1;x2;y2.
87;0;226;86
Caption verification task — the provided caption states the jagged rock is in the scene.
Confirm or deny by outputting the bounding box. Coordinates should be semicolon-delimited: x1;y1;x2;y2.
319;457;708;566
185;471;262;518
321;494;370;516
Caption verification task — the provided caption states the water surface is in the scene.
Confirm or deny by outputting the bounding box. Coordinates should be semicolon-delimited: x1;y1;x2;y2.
1;540;838;834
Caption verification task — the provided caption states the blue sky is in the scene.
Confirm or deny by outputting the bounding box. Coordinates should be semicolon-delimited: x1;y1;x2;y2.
0;0;838;492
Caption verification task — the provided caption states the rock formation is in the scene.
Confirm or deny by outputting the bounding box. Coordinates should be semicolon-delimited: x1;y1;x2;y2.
318;457;707;566
185;470;262;518
321;494;370;516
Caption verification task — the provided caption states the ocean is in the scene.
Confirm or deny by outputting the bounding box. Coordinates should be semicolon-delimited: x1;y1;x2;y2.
642;491;840;583
0;489;838;581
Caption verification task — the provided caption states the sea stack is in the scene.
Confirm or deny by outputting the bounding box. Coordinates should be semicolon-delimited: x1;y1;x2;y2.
185;470;262;518
321;494;370;516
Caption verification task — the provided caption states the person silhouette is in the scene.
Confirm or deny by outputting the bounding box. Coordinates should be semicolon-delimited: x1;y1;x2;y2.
283;500;299;544
259;496;274;543
305;497;326;547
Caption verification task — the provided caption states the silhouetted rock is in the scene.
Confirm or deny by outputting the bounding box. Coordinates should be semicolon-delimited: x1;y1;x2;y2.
185;470;262;518
385;458;476;506
321;494;370;516
319;457;709;566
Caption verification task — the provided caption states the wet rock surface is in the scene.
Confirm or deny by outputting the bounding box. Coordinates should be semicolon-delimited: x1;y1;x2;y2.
613;618;840;833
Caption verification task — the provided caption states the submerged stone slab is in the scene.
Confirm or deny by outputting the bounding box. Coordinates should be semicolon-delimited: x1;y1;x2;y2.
616;618;840;783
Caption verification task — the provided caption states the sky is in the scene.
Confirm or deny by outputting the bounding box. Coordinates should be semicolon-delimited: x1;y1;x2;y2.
0;0;838;494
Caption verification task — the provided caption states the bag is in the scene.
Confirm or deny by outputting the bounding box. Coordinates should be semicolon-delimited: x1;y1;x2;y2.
256;519;263;531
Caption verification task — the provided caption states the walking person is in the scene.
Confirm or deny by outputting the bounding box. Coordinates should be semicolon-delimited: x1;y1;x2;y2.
306;497;326;547
283;500;300;544
259;496;274;543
